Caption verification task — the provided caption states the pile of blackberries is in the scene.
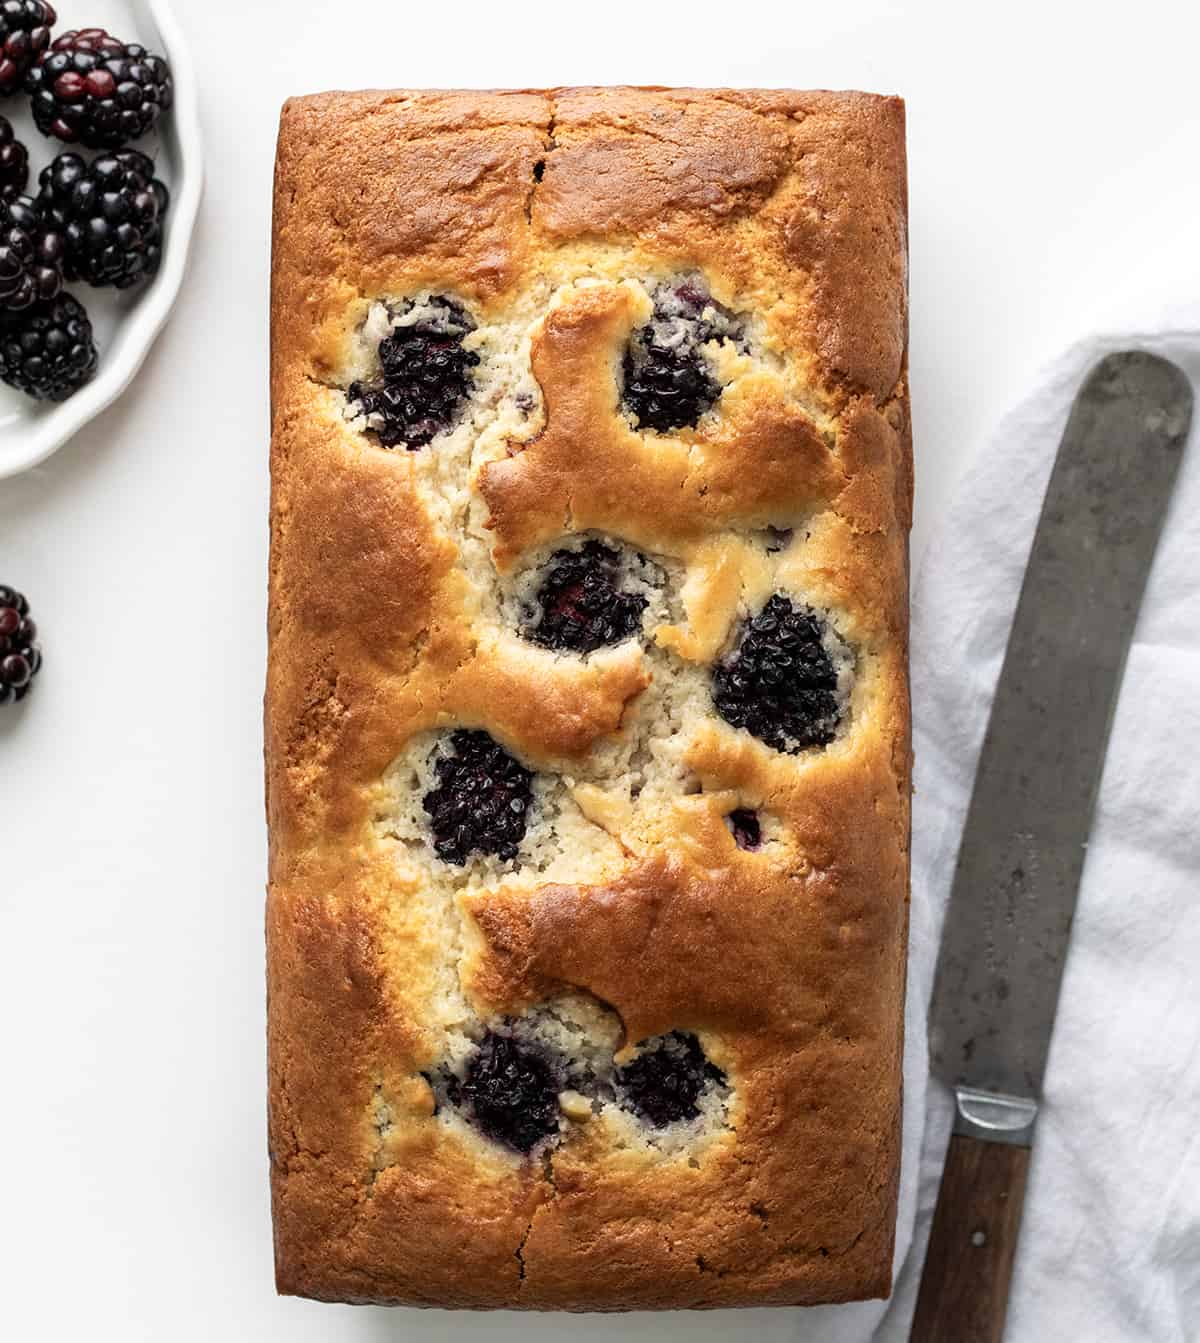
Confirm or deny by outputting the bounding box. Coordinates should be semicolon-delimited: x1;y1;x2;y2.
0;4;173;402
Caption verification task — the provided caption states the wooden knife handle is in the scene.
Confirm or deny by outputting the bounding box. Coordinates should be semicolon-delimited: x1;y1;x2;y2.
909;1134;1031;1343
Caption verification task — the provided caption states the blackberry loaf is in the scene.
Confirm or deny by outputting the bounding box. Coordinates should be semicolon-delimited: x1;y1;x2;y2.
267;87;911;1310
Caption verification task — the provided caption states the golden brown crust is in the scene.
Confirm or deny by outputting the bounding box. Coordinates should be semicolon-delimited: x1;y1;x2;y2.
268;86;909;1310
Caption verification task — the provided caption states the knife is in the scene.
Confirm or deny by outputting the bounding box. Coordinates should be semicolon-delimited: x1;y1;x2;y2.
909;350;1193;1343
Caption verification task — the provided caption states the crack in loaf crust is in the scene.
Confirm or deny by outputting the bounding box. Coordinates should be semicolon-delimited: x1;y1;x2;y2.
267;87;911;1310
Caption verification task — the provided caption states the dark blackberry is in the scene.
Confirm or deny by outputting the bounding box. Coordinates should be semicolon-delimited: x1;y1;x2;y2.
726;808;762;851
0;1;55;96
0;190;63;311
712;593;847;753
38;149;168;289
0;113;27;194
621;277;741;432
423;729;534;865
447;1030;562;1154
27;27;172;148
348;298;479;448
0;290;96;400
622;342;717;433
0;584;41;705
615;1032;725;1128
523;539;648;654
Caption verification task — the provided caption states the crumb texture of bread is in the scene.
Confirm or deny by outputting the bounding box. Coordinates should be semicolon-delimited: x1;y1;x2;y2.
267;86;910;1311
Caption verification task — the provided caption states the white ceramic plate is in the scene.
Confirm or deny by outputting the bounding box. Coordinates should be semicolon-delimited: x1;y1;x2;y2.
0;0;201;479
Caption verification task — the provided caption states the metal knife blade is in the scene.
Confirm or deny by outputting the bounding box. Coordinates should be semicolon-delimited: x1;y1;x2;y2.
927;349;1193;1144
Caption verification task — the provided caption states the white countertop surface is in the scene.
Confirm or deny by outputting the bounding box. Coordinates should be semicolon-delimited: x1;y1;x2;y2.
2;1;1198;1338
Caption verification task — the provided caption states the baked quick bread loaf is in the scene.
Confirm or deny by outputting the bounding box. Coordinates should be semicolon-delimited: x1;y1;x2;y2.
267;87;911;1310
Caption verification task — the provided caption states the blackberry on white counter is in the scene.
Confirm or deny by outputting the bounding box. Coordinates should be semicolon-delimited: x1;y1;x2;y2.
0;1;55;96
27;26;172;148
0;289;96;399
38;149;168;288
0;584;41;704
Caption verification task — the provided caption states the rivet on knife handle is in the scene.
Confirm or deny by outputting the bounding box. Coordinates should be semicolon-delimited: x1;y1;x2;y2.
911;351;1193;1343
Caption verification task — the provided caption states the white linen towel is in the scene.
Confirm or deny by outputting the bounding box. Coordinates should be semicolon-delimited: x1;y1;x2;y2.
860;315;1200;1343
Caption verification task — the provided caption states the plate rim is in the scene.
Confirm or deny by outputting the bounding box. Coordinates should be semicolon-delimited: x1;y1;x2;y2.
0;0;204;481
